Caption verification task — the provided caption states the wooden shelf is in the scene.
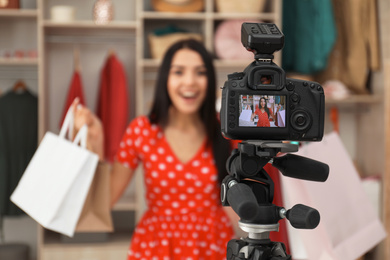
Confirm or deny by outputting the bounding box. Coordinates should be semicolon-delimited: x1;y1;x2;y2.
141;58;250;68
43;20;137;30
113;193;137;211
41;231;130;260
0;58;38;66
140;11;277;21
141;11;206;20
212;12;277;20
326;95;382;105
0;9;38;17
43;230;131;247
214;59;251;68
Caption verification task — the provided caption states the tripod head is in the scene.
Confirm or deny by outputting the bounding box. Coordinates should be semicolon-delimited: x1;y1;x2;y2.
221;141;329;259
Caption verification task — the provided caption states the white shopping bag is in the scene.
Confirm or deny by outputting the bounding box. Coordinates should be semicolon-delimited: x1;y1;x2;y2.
281;132;386;260
11;108;98;237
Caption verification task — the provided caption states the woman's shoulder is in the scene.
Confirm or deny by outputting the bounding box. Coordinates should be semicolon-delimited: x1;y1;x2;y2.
129;115;150;127
127;115;161;135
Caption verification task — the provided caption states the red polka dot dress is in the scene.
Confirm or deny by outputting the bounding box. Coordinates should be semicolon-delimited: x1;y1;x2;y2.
254;109;272;127
116;116;235;260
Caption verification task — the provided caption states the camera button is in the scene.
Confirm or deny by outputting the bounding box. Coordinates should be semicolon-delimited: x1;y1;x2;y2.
290;93;300;103
230;107;236;113
303;82;308;87
310;83;315;89
286;82;295;91
230;99;235;105
232;82;237;87
239;82;245;88
229;123;235;129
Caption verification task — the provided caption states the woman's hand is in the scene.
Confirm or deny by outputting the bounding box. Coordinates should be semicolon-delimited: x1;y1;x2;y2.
72;98;105;161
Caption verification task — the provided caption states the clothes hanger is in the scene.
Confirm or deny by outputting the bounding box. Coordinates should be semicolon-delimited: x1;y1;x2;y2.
12;80;27;93
108;48;116;57
73;45;81;72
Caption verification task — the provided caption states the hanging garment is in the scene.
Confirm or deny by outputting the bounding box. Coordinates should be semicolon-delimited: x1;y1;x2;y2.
96;53;129;162
282;0;337;74
59;71;86;127
315;0;380;94
0;90;38;216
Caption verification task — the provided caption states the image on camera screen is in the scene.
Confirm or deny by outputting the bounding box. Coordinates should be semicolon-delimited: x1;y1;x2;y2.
239;95;286;127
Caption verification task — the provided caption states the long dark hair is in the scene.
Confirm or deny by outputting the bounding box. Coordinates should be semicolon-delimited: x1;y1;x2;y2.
149;39;230;184
259;97;271;118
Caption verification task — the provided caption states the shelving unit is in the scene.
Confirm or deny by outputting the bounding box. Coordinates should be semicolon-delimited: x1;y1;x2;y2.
0;58;38;65
0;8;38;17
0;4;39;260
135;0;282;117
1;0;389;259
0;9;39;94
42;20;137;29
325;95;382;106
37;0;138;259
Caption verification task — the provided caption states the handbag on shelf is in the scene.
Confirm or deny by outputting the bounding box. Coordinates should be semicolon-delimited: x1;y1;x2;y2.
11;107;99;237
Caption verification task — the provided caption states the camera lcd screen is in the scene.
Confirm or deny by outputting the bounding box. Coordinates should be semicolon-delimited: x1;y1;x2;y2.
239;95;286;127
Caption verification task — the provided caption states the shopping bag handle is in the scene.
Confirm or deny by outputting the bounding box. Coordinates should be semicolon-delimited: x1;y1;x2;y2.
59;106;74;140
73;124;87;148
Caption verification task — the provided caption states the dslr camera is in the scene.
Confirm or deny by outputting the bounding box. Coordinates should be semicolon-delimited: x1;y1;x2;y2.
221;23;325;141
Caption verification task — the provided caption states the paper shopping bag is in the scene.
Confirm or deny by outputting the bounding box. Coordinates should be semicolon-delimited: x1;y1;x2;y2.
11;108;98;237
75;162;113;232
281;132;386;260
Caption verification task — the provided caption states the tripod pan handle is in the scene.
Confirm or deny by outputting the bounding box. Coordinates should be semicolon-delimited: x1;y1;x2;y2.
227;183;259;221
286;204;320;229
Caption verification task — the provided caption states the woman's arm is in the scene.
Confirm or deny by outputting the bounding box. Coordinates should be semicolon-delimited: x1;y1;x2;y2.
269;108;276;121
110;161;135;208
72;98;136;208
73;98;104;160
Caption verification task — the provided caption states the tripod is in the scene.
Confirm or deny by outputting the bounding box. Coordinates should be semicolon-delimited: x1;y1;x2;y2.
221;141;329;260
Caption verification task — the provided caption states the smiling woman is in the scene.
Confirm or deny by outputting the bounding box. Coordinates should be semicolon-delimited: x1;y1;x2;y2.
73;39;235;260
167;48;208;115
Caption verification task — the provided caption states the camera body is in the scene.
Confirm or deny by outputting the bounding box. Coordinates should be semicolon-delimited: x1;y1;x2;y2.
220;23;325;141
